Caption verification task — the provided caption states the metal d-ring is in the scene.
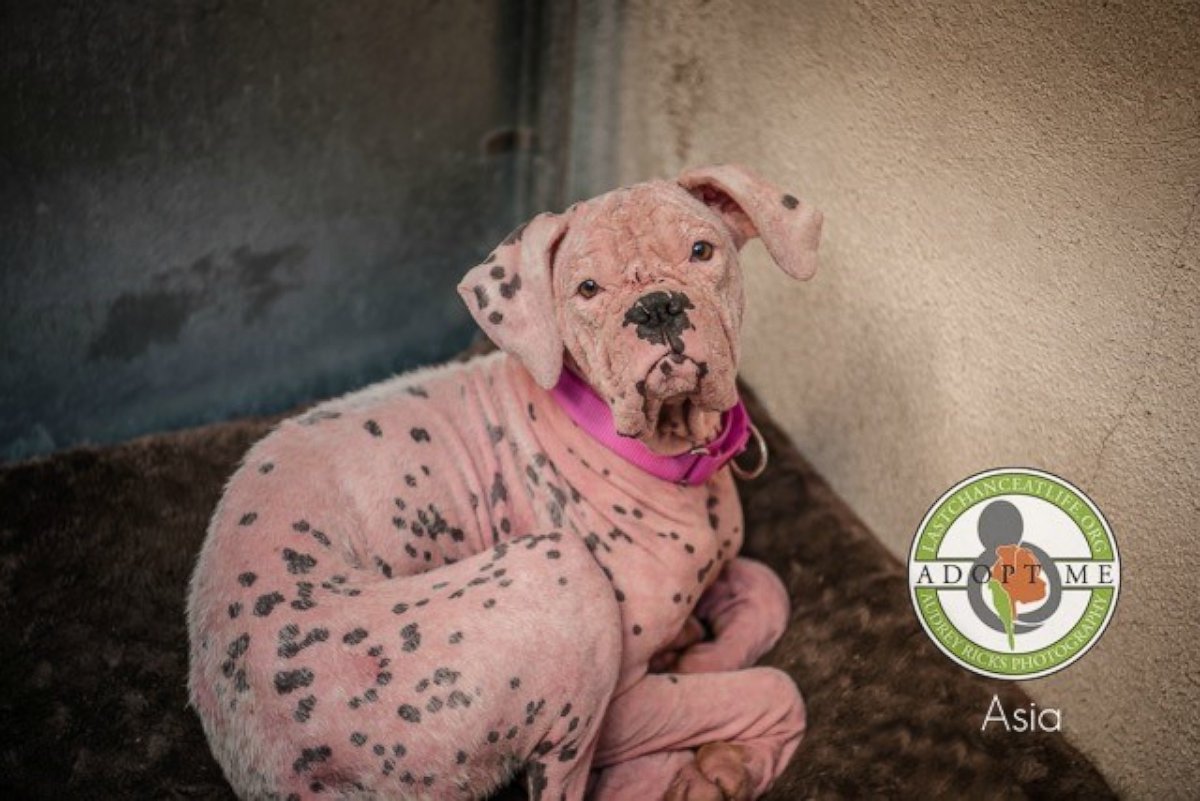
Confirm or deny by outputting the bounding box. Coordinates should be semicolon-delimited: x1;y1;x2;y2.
731;422;769;480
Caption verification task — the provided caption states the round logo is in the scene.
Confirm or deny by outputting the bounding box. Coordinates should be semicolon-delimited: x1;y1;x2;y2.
908;468;1119;680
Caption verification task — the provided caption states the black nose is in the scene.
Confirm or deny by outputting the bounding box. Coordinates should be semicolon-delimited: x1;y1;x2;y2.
624;291;694;352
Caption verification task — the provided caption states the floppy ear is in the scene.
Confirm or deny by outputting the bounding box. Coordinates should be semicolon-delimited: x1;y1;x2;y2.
677;164;823;280
457;212;569;389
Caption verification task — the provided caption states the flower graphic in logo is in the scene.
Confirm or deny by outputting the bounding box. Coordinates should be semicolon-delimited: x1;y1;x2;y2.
986;543;1047;650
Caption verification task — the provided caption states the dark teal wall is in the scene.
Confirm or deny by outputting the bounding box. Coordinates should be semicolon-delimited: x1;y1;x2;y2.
0;0;547;462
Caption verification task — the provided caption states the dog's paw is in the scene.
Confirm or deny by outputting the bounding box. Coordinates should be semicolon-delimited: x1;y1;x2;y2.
663;743;751;801
664;760;725;801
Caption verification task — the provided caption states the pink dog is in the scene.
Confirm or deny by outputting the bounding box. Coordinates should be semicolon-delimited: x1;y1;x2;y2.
187;164;823;801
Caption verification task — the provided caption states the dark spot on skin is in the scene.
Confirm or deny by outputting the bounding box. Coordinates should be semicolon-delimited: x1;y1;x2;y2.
483;598;496;609
546;550;560;560
398;704;422;723
364;419;383;437
406;386;429;398
274;668;315;694
490;264;505;279
350;732;366;746
373;743;386;756
343;628;368;645
673;593;682;603
226;633;250;659
293;520;310;532
228;602;242;619
506;726;518;740
283;548;318;575
488;311;503;325
239;513;257;526
487;731;499;744
685;543;695;554
473;285;489;310
456;750;468;764
632;625;642;636
259;462;275;474
406;474;417;487
293;694;316;723
491;473;508;506
448;632;463;644
528;761;548;801
528;403;537;421
434;668;460;686
698;559;714;583
709;513;720;529
291;582;316;611
278;627;329;658
291;744;331;774
499;274;522;298
426;696;443;713
782;193;799;209
392;603;408;615
410;427;431;443
401;622;421;652
394;743;407;757
254;592;286;617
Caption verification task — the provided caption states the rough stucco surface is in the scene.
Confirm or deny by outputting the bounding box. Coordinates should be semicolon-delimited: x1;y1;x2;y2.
606;0;1199;796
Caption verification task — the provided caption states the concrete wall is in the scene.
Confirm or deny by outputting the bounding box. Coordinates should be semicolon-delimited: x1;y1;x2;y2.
0;1;545;462
600;0;1199;795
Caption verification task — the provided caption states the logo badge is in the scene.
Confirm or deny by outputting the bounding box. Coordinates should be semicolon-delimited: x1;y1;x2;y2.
908;468;1119;680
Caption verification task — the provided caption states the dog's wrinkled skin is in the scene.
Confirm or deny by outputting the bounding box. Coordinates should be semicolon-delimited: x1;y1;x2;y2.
187;165;823;801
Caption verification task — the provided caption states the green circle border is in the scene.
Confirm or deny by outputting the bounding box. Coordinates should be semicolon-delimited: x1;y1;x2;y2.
908;467;1120;680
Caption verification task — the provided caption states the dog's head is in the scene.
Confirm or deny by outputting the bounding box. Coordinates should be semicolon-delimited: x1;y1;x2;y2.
459;164;823;454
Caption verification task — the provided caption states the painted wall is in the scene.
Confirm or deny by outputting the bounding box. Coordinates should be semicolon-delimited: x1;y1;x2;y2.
0;1;539;462
600;0;1199;794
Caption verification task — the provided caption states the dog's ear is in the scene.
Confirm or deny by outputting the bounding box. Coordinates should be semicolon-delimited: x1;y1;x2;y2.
677;164;823;281
458;212;569;389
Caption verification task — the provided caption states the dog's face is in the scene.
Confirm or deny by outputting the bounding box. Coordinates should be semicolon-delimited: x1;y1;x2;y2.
460;164;823;454
553;183;747;448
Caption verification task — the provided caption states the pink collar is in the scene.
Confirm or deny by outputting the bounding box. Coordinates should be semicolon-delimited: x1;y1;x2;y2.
549;367;753;486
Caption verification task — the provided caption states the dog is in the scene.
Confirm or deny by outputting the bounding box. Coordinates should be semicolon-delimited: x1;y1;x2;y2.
187;164;823;801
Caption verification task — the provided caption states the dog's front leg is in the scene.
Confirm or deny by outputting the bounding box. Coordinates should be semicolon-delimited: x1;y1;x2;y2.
591;668;805;800
673;557;791;675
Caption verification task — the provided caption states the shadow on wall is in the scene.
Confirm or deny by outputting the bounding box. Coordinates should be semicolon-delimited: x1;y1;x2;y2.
0;0;547;462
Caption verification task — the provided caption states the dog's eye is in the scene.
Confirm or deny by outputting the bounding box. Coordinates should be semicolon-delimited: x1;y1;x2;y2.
690;241;715;262
577;279;600;299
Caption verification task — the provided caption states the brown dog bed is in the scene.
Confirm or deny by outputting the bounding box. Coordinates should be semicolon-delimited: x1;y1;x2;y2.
0;381;1112;799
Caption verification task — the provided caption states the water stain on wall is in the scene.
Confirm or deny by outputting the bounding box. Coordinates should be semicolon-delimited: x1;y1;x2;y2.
86;244;307;362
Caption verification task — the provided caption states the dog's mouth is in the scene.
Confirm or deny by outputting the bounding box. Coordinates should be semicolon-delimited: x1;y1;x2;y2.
629;354;725;454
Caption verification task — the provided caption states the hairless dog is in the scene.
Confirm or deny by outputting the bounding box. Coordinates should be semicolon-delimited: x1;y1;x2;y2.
187;164;824;800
